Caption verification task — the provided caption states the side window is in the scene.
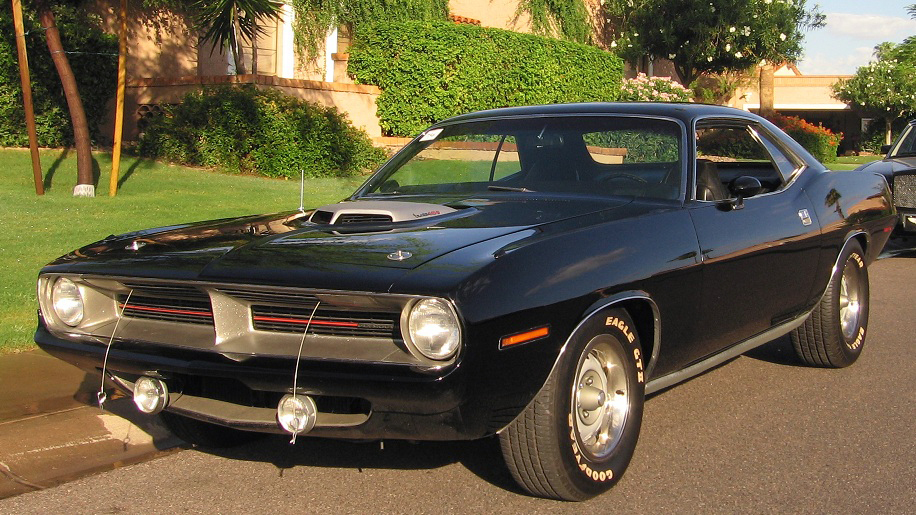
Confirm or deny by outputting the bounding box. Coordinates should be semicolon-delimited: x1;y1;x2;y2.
492;136;521;180
695;122;800;201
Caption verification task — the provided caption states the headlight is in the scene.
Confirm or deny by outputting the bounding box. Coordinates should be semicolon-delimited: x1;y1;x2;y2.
51;277;84;326
407;298;460;361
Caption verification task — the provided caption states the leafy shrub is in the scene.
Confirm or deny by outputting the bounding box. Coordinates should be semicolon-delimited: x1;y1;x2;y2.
0;6;117;146
348;21;624;136
768;114;842;162
620;73;692;102
697;128;769;160
138;86;386;178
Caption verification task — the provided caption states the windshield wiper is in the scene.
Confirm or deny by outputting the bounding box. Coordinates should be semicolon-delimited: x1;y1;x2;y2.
488;185;534;192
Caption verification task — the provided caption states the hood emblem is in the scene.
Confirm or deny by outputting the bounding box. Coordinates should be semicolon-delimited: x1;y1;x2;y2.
387;250;412;261
126;240;147;251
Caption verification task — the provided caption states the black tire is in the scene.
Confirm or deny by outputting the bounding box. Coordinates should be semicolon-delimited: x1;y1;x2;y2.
499;309;645;501
160;412;262;448
792;240;869;368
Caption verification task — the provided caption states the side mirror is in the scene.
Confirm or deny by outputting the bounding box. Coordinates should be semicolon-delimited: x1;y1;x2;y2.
719;176;762;211
729;176;763;198
880;144;892;155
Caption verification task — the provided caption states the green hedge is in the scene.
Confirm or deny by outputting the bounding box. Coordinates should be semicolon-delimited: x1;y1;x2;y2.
138;86;386;178
348;21;624;136
768;114;842;163
0;6;117;147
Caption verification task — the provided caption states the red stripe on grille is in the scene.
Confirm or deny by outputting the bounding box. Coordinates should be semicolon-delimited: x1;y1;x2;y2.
120;303;213;318
251;316;360;328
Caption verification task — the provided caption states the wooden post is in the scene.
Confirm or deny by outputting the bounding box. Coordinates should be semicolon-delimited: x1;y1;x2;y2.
109;0;128;197
12;0;44;195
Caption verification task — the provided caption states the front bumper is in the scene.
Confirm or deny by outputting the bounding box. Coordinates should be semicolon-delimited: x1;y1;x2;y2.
35;324;484;440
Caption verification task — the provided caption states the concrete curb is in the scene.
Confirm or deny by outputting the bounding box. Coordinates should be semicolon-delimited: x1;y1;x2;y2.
0;350;182;499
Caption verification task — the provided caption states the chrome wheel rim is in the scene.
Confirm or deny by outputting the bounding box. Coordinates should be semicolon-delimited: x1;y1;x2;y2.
571;335;629;460
839;258;861;341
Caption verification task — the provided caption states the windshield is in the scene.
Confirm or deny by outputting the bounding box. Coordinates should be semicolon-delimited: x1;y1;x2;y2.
891;123;916;157
361;116;684;200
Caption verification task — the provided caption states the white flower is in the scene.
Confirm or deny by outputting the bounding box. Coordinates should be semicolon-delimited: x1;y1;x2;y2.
735;52;743;58
708;56;714;62
726;43;732;52
611;41;618;47
729;26;736;33
669;53;676;59
743;26;751;36
779;33;787;41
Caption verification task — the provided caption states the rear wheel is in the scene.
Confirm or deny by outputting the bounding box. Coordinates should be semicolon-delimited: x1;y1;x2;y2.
499;309;645;501
792;240;869;367
160;412;262;448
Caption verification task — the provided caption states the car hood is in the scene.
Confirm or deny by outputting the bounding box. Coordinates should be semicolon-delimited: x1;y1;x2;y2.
44;196;633;291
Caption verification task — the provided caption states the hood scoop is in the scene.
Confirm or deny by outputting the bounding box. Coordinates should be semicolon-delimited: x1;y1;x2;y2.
309;201;458;226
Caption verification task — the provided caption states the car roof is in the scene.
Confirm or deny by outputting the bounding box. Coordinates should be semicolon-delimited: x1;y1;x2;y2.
435;102;763;127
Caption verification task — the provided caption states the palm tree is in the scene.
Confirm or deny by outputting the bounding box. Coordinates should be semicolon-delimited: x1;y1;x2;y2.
192;0;283;75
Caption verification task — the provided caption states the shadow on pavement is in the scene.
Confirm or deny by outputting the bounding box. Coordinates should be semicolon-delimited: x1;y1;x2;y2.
193;432;522;494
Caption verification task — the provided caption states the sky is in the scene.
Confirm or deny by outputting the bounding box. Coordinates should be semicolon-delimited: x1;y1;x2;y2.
797;0;916;75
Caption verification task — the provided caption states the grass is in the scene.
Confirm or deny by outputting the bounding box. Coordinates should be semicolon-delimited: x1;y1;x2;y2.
0;148;364;353
828;155;882;171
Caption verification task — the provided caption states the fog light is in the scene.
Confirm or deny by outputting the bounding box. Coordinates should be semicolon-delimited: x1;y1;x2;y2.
133;376;169;414
277;394;317;434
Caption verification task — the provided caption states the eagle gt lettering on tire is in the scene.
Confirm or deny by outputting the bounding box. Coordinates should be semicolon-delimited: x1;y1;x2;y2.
499;308;644;501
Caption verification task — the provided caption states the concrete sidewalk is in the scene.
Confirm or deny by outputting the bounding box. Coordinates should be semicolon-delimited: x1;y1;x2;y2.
0;349;181;499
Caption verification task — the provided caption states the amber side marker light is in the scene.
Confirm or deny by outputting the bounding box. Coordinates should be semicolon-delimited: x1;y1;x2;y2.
500;326;550;349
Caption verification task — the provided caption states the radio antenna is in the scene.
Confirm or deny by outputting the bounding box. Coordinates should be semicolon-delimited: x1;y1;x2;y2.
298;168;305;213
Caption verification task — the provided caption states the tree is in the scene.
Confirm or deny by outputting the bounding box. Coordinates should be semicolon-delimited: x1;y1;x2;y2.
833;42;916;145
192;0;283;75
602;0;824;87
32;0;95;195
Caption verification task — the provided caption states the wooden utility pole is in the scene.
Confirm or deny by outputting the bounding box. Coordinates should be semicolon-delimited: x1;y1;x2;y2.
110;0;128;197
12;0;44;195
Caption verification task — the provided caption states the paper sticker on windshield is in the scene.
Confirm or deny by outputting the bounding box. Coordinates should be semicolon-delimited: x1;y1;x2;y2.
419;128;443;142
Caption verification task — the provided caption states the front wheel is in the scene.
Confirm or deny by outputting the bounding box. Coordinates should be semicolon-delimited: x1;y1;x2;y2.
792;239;869;367
499;309;645;501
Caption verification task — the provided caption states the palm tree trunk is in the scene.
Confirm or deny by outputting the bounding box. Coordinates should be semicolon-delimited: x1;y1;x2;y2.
231;9;247;75
758;64;775;118
36;0;94;196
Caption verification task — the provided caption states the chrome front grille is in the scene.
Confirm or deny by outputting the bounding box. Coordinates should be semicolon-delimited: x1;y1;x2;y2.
40;275;445;367
117;283;213;325
117;294;214;325
251;305;398;337
893;174;916;209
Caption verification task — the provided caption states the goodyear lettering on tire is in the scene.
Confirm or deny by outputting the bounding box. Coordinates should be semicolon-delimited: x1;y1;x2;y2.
568;413;613;483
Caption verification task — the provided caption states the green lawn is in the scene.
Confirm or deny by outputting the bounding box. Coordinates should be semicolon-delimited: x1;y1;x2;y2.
828;155;882;171
0;148;364;353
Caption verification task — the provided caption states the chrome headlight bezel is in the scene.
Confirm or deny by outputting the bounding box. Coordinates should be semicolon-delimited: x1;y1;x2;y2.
404;298;461;361
50;276;84;327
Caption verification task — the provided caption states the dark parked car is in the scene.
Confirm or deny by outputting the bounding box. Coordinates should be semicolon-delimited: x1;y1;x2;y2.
36;103;895;501
856;119;916;236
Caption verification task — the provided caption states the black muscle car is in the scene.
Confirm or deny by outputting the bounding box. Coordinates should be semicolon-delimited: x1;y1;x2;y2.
856;119;916;236
35;103;896;501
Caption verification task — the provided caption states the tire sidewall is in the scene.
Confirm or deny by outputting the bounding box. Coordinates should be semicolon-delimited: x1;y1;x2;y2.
834;242;869;362
552;309;645;497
